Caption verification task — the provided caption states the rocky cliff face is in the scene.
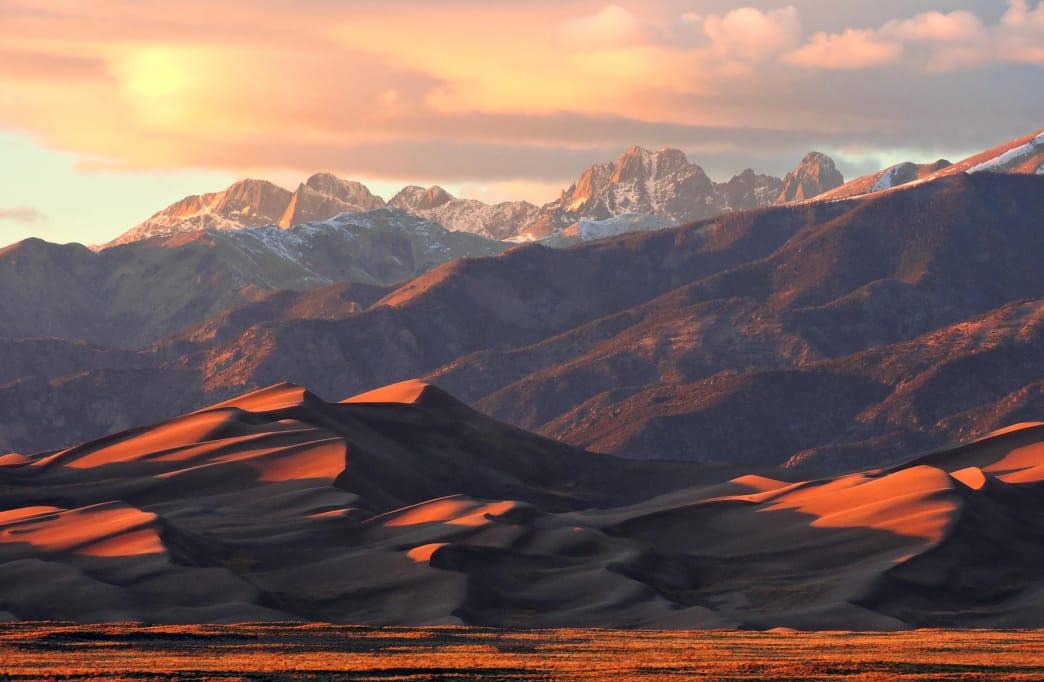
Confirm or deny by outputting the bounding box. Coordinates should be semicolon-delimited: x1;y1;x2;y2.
776;152;845;203
278;173;386;227
109;179;294;246
108;174;385;248
517;146;837;240
521;146;717;238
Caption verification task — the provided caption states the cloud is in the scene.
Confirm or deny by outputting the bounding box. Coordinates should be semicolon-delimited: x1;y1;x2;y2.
784;29;902;70
558;5;801;63
883;11;984;42
557;5;653;48
0;206;47;224
0;48;108;81
881;2;1044;71
702;6;801;62
785;1;1044;72
993;0;1044;64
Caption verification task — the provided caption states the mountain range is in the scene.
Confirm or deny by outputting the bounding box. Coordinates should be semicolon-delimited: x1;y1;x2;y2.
105;146;847;247
0;129;1041;472
0;379;1040;627
106;129;1041;253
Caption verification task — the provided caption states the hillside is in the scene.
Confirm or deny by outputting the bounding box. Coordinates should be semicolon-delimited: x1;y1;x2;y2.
816;128;1043;201
0;210;505;348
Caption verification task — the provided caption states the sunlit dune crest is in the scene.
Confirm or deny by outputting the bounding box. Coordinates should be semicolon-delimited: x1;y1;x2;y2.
759;466;959;542
342;379;432;405
35;404;347;484
0;503;164;558
950;466;987;490
407;543;448;563
204;382;312;413
0;506;64;524
249;438;346;483
383;497;518;527
984;440;1044;482
986;421;1044;437
729;474;792;493
48;410;248;468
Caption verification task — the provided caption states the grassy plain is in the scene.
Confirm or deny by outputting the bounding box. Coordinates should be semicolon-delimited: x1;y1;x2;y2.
0;624;1042;680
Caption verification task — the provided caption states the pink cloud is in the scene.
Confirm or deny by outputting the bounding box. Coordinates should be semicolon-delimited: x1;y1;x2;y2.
884;11;984;42
557;5;653;49
0;206;47;224
703;6;801;63
784;29;902;70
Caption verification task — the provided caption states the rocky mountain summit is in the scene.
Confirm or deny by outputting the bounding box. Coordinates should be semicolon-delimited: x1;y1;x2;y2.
776;151;845;202
515;145;819;240
279;173;385;228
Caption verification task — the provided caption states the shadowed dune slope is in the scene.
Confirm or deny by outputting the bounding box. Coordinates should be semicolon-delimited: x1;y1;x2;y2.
0;381;1041;628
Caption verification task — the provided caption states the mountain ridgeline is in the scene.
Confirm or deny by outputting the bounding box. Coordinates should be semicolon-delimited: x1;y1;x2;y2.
106;146;847;246
0;129;1041;474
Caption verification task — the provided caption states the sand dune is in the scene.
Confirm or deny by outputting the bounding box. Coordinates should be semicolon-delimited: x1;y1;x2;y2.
0;380;1040;628
342;379;434;405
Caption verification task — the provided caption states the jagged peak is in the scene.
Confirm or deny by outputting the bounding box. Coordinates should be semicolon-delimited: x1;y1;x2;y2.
305;172;374;193
797;151;838;168
616;144;689;164
388;185;454;210
224;177;289;195
776;151;845;203
421;185;454;208
305;171;342;184
620;144;651;159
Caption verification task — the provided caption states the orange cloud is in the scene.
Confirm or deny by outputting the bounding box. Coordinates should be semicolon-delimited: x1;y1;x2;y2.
557;4;653;49
0;47;108;81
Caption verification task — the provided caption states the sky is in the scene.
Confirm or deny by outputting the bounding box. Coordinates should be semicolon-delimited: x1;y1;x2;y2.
0;0;1041;246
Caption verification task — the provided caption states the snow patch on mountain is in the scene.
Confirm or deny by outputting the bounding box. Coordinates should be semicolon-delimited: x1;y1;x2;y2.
967;132;1044;174
871;164;908;192
577;213;671;241
389;186;539;241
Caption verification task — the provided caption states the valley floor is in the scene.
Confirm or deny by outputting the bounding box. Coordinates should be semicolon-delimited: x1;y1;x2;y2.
0;623;1042;681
